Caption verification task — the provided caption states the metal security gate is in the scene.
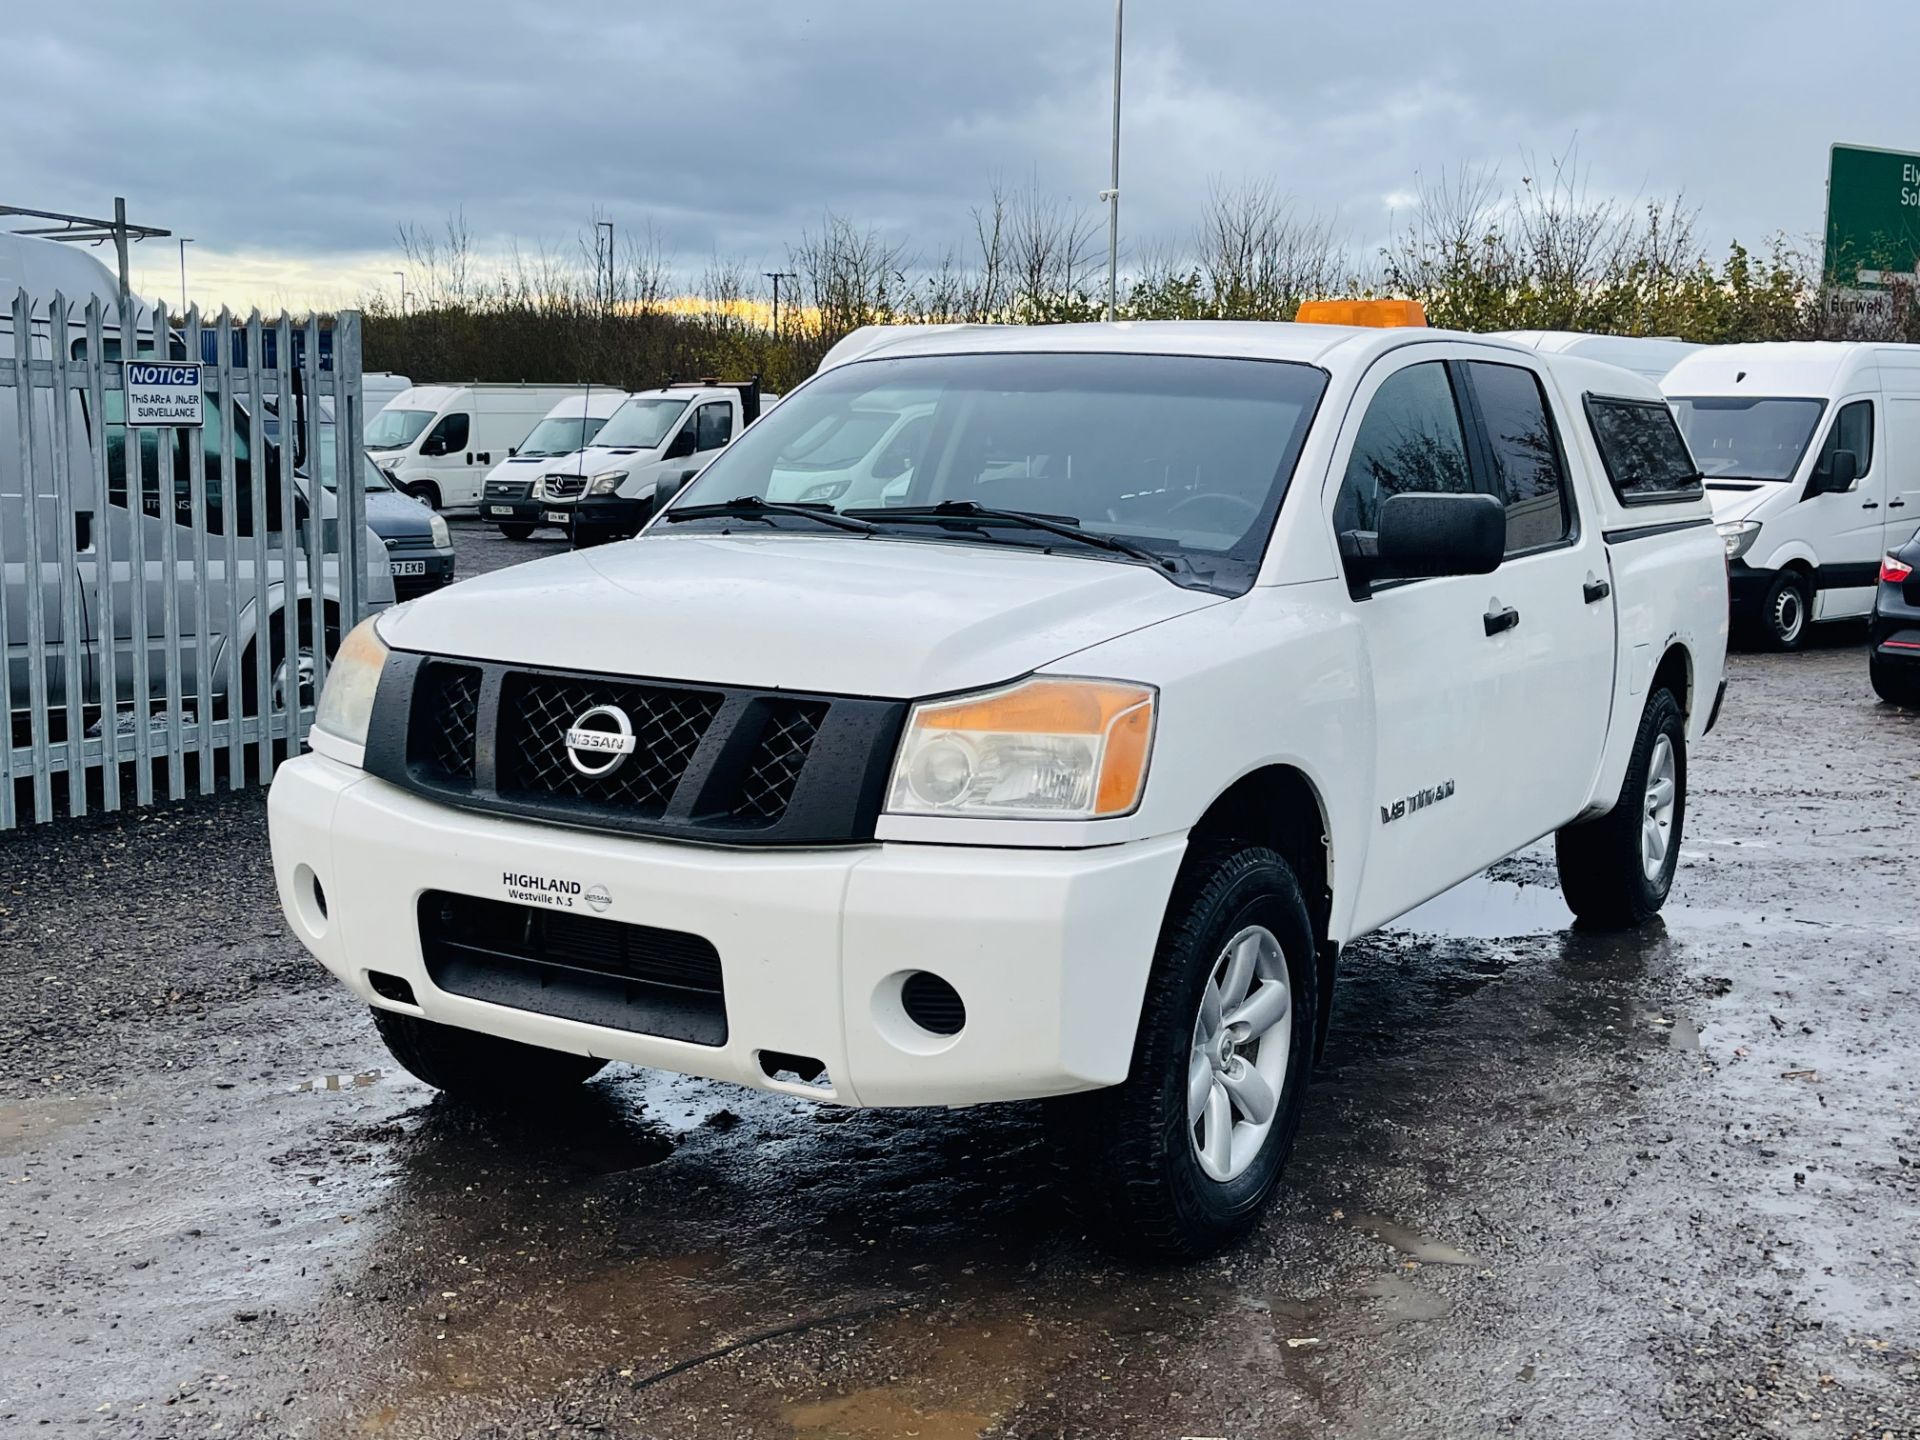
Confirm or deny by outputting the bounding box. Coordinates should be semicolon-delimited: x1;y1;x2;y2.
1;290;368;828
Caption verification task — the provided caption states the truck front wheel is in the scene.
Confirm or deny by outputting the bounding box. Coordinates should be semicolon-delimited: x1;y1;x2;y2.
1047;845;1318;1260
1554;686;1686;928
370;1008;606;1103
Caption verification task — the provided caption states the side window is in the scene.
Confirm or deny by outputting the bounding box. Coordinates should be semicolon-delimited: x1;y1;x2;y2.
1583;396;1701;506
425;411;469;456
1465;361;1572;554
1812;399;1873;482
1333;361;1474;560
694;402;733;451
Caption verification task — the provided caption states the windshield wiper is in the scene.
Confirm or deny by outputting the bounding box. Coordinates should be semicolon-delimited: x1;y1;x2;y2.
663;496;878;534
843;500;1177;572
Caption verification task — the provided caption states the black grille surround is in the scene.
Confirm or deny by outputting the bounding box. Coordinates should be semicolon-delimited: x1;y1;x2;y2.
364;651;908;846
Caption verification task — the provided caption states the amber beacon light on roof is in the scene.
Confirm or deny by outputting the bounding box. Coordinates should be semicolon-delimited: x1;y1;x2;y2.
1292;298;1428;328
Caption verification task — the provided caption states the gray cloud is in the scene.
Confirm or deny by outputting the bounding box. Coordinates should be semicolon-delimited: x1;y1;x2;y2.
9;0;1917;294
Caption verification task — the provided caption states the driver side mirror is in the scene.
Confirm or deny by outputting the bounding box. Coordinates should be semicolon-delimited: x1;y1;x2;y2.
1353;492;1506;588
419;433;446;457
872;452;910;481
1809;448;1858;496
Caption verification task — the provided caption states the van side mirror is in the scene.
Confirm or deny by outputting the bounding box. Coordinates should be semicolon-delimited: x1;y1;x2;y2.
419;433;445;457
665;429;698;460
1364;492;1506;584
1809;448;1858;496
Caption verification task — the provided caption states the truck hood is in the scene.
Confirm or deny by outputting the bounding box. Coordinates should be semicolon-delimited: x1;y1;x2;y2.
541;442;663;479
376;532;1224;696
1705;482;1781;523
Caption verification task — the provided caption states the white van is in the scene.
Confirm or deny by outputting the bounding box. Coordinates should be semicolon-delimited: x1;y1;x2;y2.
365;383;610;512
479;389;630;539
360;372;412;432
1497;331;1702;383
1663;343;1920;648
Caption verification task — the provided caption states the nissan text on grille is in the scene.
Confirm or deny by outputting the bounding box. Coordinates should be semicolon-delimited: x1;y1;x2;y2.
270;312;1730;1258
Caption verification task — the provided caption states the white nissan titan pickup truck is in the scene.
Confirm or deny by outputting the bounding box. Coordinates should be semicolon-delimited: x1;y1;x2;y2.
270;317;1728;1258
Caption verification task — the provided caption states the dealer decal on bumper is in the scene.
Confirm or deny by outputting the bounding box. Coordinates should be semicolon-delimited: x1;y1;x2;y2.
502;872;612;913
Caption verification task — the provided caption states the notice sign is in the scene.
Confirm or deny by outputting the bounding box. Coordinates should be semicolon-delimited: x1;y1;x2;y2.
123;361;204;426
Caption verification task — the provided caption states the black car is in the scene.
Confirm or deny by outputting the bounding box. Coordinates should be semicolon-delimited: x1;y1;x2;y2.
1869;529;1920;707
360;452;457;601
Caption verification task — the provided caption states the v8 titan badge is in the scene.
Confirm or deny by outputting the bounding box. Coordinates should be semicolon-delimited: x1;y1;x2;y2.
564;704;636;776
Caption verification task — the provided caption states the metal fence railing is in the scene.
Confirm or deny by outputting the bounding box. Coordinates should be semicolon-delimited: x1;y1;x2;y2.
2;291;369;828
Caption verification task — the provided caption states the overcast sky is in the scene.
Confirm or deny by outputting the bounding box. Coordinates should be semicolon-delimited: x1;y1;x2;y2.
9;0;1918;310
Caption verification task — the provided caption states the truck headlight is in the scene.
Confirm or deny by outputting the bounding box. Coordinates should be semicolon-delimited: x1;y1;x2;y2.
886;677;1156;820
314;617;389;748
587;470;628;497
1718;520;1761;560
428;513;450;548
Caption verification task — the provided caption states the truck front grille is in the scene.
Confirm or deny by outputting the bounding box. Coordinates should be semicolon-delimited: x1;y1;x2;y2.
498;673;723;817
543;474;587;499
484;479;533;500
417;890;727;1045
371;654;906;846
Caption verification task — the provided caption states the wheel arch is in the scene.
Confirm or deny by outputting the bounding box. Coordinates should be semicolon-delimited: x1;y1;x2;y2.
1184;763;1338;1057
1651;641;1693;719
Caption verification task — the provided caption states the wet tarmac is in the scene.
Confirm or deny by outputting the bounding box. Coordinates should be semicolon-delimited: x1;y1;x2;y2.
2;527;1916;1436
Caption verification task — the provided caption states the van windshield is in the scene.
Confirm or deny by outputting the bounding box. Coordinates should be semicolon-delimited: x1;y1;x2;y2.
366;407;435;450
519;414;609;457
1669;396;1825;481
670;351;1328;595
596;398;688;449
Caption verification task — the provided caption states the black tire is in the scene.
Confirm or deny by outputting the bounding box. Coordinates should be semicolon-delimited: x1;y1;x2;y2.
370;1008;606;1103
242;604;339;719
1750;570;1810;651
570;525;610;550
1870;654;1920;708
1046;845;1319;1261
404;479;443;511
1555;686;1686;928
497;523;536;541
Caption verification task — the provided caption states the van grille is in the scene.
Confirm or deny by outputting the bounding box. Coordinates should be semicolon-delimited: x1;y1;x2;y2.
375;655;906;845
543;474;587;500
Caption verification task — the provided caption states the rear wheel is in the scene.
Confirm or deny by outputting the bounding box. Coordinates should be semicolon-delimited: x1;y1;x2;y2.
570;524;612;550
497;522;535;541
1870;654;1920;707
1047;845;1318;1260
1555;686;1686;928
370;1008;606;1103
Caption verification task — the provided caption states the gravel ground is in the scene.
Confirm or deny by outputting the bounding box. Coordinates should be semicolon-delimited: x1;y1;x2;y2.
1;522;1915;1437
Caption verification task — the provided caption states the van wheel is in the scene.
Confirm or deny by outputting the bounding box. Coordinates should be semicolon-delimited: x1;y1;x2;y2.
370;1008;606;1103
1046;844;1318;1260
1871;655;1920;708
404;480;443;511
242;605;339;718
1555;687;1686;928
570;525;610;550
1753;571;1810;651
497;523;535;541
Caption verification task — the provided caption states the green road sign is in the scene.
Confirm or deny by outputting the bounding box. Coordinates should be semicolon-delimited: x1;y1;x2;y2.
1825;143;1920;284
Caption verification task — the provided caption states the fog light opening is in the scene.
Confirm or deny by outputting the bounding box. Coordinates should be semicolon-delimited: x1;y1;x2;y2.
900;971;966;1037
291;863;329;939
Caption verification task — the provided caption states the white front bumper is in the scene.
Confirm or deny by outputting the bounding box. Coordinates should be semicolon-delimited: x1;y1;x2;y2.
267;755;1186;1107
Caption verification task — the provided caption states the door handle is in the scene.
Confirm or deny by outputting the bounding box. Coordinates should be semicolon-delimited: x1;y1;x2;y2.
1583;577;1611;604
465;452;474;464
1484;605;1520;636
1861;500;1879;509
1891;499;1907;508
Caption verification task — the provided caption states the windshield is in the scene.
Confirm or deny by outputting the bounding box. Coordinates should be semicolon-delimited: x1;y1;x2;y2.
1670;396;1825;481
672;352;1328;593
595;397;688;450
365;407;435;450
519;413;610;457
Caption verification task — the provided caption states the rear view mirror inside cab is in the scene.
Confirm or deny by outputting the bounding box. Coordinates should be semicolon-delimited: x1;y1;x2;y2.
1342;492;1506;593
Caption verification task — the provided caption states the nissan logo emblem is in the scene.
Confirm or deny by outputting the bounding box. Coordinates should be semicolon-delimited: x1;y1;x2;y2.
563;704;637;777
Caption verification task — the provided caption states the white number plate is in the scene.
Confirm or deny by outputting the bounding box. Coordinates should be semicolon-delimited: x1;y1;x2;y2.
389;559;427;576
488;504;515;515
544;510;571;524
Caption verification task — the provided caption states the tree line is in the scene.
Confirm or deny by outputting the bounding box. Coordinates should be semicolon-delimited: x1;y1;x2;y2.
360;156;1920;393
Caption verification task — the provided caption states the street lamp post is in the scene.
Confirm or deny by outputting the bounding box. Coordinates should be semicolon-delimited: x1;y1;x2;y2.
178;237;194;313
393;271;407;314
1102;0;1124;322
764;270;798;340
